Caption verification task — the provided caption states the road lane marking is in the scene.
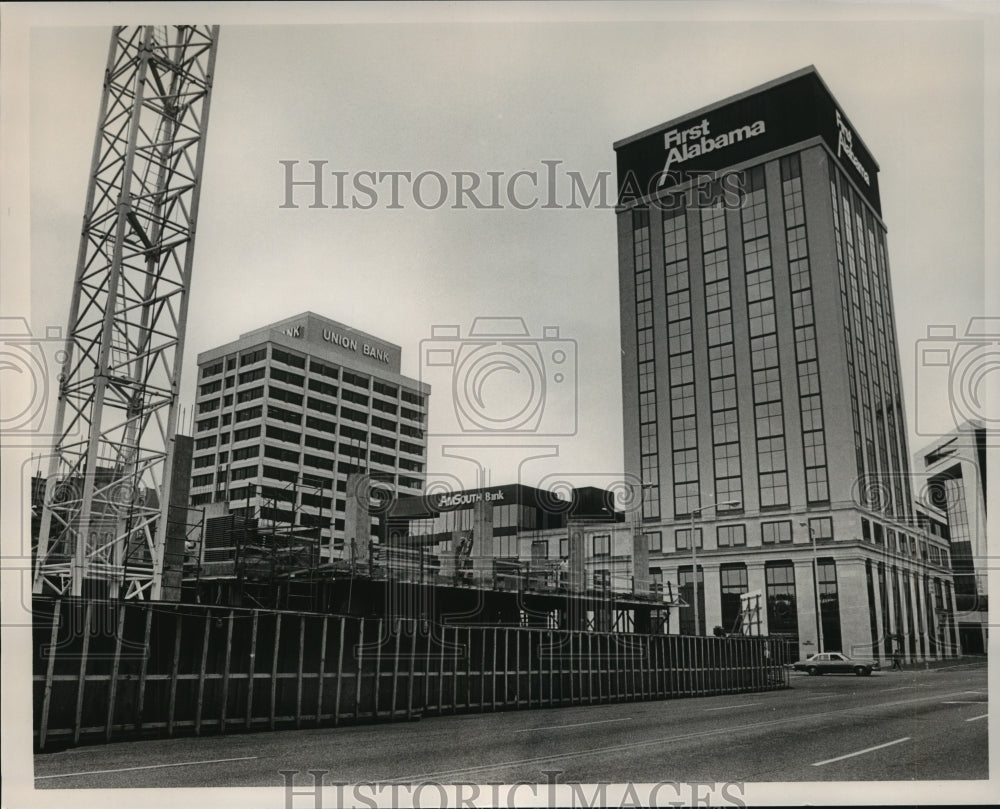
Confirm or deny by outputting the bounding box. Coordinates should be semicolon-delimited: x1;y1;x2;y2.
965;714;988;722
514;717;633;733
704;703;760;711
941;701;987;704
35;756;259;780
390;689;978;783
811;737;911;767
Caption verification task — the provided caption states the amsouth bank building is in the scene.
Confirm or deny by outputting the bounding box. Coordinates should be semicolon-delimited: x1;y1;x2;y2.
615;67;959;662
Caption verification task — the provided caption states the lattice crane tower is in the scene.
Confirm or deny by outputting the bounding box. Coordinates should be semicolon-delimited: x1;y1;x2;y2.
33;26;220;599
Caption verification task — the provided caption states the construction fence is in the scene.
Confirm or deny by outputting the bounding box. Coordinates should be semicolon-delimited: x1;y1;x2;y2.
32;597;789;751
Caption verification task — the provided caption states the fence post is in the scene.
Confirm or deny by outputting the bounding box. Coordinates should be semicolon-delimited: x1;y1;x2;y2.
295;616;305;728
437;625;446;714
167;608;182;738
104;604;126;741
220;610;234;733
391;618;402;718
38;599;62;751
373;618;383;719
316;615;329;726
194;611;211;735
269;613;282;729
135;607;153;733
245;610;258;730
332;616;344;726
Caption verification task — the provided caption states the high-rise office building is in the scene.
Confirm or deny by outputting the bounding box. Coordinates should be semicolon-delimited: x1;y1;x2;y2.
189;312;429;560
615;67;958;660
914;420;987;654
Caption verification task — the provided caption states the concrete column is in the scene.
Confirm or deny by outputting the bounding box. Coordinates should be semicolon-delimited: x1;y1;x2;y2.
160;434;194;601
567;522;585;594
873;562;891;665
946;581;960;658
632;524;649;596
794;560;820;656
344;472;371;566
837;559;873;658
470;498;494;580
910;568;928;662
893;567;910;662
924;573;941;659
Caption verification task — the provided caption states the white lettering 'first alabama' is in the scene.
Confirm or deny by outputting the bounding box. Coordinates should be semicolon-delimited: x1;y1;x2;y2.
658;117;766;185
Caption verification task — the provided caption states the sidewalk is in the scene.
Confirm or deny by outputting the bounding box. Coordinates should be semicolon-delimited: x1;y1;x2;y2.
884;655;987;672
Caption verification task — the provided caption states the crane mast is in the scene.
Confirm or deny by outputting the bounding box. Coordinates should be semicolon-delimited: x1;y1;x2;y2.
33;25;219;599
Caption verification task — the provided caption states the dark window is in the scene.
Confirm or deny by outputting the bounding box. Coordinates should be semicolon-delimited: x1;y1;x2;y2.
678;565;705;636
765;561;799;650
720;563;748;634
272;348;306;369
817;559;842;652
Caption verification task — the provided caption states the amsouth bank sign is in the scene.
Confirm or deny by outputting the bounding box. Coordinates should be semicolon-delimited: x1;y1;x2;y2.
615;69;881;213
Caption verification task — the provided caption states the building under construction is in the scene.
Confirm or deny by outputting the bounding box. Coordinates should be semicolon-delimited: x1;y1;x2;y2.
180;478;679;635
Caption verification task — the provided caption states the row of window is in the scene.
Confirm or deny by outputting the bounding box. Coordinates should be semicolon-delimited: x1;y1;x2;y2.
703;204;744;510
192;465;423;493
780;154;831;506
664;208;701;517
200;345;426;407
633;208;661;521
741;167;789;509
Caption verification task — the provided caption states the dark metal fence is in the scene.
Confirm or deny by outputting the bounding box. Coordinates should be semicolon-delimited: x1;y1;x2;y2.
32;597;789;751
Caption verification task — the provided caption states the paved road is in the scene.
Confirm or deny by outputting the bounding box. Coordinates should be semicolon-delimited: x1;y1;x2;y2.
34;663;987;788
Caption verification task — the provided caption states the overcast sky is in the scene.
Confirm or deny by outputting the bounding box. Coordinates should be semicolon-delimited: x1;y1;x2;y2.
12;4;996;496
2;5;998;806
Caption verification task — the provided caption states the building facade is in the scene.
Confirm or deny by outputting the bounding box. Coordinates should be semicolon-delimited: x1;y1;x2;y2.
615;66;958;660
385;483;629;582
189;312;429;560
914;420;988;654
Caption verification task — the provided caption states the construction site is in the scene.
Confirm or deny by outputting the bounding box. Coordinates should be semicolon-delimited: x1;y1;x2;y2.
27;25;788;753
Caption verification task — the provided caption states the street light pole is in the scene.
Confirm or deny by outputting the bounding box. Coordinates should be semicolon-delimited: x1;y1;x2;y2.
690;507;700;636
689;498;740;636
801;521;824;654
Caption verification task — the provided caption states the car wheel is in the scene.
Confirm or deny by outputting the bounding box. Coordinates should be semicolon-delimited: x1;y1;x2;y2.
854;666;866;676
862;668;872;677
807;666;818;676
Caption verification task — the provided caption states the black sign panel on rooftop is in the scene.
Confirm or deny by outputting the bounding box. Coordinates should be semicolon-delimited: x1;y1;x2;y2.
615;71;881;213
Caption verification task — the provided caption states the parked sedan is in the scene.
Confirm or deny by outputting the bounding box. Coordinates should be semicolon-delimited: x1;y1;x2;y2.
791;652;880;676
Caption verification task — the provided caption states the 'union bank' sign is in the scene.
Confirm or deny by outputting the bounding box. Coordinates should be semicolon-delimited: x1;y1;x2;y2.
279;323;392;364
615;70;881;213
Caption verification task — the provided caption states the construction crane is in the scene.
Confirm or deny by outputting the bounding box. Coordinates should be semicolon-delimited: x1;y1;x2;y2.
33;26;220;599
